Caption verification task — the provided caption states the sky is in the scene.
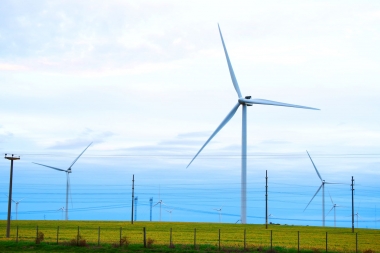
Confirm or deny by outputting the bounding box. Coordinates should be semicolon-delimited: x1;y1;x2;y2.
0;0;380;228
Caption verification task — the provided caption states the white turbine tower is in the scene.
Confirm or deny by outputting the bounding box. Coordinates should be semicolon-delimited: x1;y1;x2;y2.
187;25;319;224
33;142;92;220
12;198;24;220
58;207;65;220
304;151;339;227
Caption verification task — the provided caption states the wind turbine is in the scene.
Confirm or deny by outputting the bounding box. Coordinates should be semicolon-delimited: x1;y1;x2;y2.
12;198;24;220
213;207;223;223
187;25;319;224
57;207;65;220
304;151;339;227
355;212;360;228
33;142;92;220
166;209;173;221
154;200;163;221
326;193;341;227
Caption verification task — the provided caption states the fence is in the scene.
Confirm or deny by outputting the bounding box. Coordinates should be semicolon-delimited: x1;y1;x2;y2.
1;223;379;252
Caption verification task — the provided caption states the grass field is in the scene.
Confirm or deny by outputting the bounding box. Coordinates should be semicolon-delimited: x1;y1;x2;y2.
0;220;379;252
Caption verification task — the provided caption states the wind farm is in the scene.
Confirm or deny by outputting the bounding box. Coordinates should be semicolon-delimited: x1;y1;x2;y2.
1;4;380;252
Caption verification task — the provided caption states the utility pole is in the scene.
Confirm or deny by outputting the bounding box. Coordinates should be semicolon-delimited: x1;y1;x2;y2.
265;170;268;229
131;174;134;224
149;197;153;221
351;176;355;233
4;154;20;238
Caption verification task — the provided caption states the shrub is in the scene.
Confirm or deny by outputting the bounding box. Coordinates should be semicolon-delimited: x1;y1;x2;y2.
363;249;375;253
147;237;154;248
120;236;130;247
35;231;44;244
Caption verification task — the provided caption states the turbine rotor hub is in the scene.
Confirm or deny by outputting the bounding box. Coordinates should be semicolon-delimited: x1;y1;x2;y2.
238;96;253;106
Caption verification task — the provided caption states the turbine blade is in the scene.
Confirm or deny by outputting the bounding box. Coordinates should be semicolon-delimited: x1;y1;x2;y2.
187;102;240;168
68;142;92;169
326;206;334;216
218;24;242;98
306;151;323;181
32;162;67;172
304;184;323;212
241;98;319;110
328;191;334;205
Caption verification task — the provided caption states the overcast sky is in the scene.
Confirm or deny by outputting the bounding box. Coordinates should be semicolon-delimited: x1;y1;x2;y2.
0;1;379;227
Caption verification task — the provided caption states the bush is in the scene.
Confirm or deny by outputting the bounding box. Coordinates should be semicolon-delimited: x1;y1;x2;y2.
363;250;375;253
68;234;87;247
35;231;44;244
147;237;154;248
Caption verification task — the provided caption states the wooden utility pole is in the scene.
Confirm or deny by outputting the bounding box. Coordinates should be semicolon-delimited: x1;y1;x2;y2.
5;154;20;238
131;174;134;224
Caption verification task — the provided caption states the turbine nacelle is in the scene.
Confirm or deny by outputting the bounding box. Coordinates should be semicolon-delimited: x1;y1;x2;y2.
67;168;72;173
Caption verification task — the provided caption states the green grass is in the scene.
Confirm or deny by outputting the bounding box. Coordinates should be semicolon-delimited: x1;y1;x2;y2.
0;220;379;252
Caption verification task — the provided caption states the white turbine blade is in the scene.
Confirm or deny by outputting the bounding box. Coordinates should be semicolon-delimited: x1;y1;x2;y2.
241;98;319;110
328;191;334;205
32;162;67;172
153;201;161;207
68;142;92;169
218;24;242;98
304;184;323;211
306;151;323;182
187;102;240;168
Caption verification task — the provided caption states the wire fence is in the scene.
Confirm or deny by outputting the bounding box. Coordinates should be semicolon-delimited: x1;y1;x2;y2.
1;224;380;252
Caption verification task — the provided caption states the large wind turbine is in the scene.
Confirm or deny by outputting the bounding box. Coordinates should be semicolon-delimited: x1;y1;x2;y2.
12;198;24;220
33;142;92;220
304;151;338;226
187;25;319;224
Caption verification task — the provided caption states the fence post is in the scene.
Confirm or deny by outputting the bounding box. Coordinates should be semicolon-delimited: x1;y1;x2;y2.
120;227;122;247
77;226;79;246
326;232;328;252
57;226;59;244
298;231;300;253
170;228;173;247
270;230;273;250
194;228;196;249
98;227;100;246
218;229;221;251
244;229;246;250
143;227;146;248
356;233;358;253
16;226;18;243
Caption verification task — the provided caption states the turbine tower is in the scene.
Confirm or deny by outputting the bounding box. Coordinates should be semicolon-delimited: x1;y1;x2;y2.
149;197;153;221
304;151;338;226
134;196;138;221
187;25;319;224
33;142;92;220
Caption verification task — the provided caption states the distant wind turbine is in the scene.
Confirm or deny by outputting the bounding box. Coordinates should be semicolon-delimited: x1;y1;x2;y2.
33;142;92;220
12;198;24;220
187;24;319;224
326;193;341;227
154;200;164;221
304;151;339;226
213;207;223;223
166;209;173;221
57;207;65;220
